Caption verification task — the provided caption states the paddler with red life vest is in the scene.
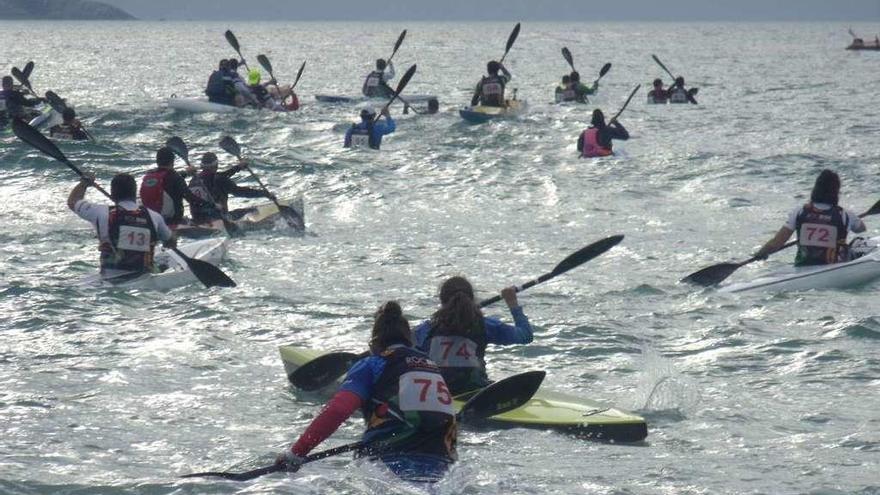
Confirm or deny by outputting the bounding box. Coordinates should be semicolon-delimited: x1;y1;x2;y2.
577;109;629;158
276;301;457;484
471;61;511;108
753;169;866;266
139;147;212;228
187;152;273;224
68;172;175;277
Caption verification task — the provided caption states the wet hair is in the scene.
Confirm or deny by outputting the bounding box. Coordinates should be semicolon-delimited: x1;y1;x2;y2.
360;108;376;121
653;78;663;87
570;71;580;82
219;59;228;70
201;152;218;168
562;75;571;84
2;76;12;89
675;76;685;86
156;146;175;168
430;276;484;338
376;58;387;71
810;169;840;206
487;61;501;75
62;107;76;122
591;108;606;127
370;301;412;352
110;173;137;201
228;59;239;70
427;98;439;114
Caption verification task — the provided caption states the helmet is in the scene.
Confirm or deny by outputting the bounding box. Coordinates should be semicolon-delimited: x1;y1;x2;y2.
248;69;261;85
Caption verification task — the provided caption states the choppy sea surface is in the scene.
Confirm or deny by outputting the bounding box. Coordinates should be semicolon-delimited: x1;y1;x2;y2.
1;21;879;494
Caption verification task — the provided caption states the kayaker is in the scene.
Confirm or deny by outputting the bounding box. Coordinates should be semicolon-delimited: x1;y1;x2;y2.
204;59;236;106
344;107;396;150
753;169;866;266
227;60;260;108
362;58;395;98
414;276;533;395
276;301;457;484
577;109;629;158
49;107;89;141
68;172;175;277
648;78;669;104
569;71;598;103
188;152;273;224
471;61;511;108
555;75;573;103
668;76;695;104
245;69;284;111
139;147;212;227
0;75;43;123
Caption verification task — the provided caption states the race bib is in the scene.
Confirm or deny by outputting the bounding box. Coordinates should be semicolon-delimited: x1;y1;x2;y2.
398;371;454;414
118;225;152;252
350;134;370;148
428;336;480;368
366;75;381;88
670;91;687;103
483;82;502;95
800;223;838;248
190;184;210;200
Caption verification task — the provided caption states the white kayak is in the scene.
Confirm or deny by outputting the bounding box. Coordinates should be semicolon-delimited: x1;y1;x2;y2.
79;238;229;290
720;236;880;293
315;94;437;104
166;96;239;114
28;106;62;129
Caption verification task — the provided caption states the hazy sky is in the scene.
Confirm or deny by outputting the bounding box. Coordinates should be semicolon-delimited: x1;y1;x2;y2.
99;0;880;21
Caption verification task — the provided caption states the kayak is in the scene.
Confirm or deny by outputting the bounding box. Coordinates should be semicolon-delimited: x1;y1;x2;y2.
166;95;239;114
315;94;437;104
459;100;527;124
720;236;880;294
79;238;229;290
28;106;61;129
279;346;649;443
173;197;305;238
846;43;880;50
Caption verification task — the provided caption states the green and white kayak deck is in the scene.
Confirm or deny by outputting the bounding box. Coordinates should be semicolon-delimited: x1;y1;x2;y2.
279;346;648;443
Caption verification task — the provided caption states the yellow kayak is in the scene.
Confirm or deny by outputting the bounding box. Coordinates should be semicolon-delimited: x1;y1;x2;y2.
459;99;528;124
174;197;304;238
279;345;648;443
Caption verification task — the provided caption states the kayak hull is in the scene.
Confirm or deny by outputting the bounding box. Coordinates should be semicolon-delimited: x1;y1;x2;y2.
459;100;527;124
174;197;305;238
279;346;648;443
79;238;229;290
315;94;437;104
720;237;880;293
166;96;239;114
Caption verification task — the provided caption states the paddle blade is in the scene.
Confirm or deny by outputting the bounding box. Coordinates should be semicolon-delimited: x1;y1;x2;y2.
394;64;417;96
288;351;362;391
182;464;282;481
293;60;306;87
12;118;68;163
224;29;241;52
598;62;611;79
22;61;34;79
562;47;574;69
389;29;407;61
505;22;521;55
458;370;545;421
219;136;242;158
279;206;305;230
44;91;69;114
680;262;741;287
173;248;236;288
651;54;674;79
11;67;32;93
551;234;624;276
860;199;880;217
257;54;273;78
165;136;190;163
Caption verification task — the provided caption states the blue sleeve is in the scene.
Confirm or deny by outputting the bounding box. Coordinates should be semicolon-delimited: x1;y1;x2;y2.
414;320;432;350
379;116;396;135
339;356;386;401
484;306;533;345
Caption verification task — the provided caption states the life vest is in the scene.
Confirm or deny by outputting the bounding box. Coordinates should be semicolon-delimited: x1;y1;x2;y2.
49;123;88;141
348;123;379;150
669;87;688;104
479;76;506;107
249;84;271;105
205;70;234;104
555;84;576;103
794;203;848;266
0;91;6;112
363;71;387;97
99;205;158;274
188;172;222;221
139;168;176;222
359;346;457;462
424;321;489;395
580;127;613;158
648;89;668;104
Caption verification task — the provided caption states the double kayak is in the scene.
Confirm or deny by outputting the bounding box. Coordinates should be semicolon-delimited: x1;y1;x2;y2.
173;197;305;238
79;238;229;290
315;94;437;104
720;236;880;294
279;346;649;443
459;100;528;124
167;96;239;114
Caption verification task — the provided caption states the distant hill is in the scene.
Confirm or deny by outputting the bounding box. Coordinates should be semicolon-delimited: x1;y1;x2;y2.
0;0;135;20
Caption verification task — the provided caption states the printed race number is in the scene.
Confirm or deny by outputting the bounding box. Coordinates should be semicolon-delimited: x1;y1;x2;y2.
350;134;370;148
117;225;152;252
398;371;454;414
429;336;479;368
482;82;502;95
799;223;837;248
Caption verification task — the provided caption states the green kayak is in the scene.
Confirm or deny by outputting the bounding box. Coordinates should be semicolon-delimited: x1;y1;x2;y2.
279;345;648;443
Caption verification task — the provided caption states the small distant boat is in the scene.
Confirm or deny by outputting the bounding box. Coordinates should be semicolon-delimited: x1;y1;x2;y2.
845;29;880;51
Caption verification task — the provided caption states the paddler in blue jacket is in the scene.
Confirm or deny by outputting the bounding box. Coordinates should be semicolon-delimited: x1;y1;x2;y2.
276;301;457;484
414;276;533;395
344;107;396;150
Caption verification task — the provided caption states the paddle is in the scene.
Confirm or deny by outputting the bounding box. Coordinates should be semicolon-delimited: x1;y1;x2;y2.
181;370;545;481
289;234;625;391
594;62;612;86
387;29;407;65
22;61;34;80
218;136;304;230
651;54;697;104
11;119;236;288
165;137;244;237
681;199;880;287
373;63;416;122
11;67;36;95
44;91;96;142
609;85;640;123
562;47;576;71
499;22;521;64
224;30;249;71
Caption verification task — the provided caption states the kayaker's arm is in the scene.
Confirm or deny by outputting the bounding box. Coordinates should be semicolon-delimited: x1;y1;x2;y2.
67;174;93;211
484;287;534;345
576;132;585;153
471;81;482;107
384;61;395;82
607;121;630;141
376;111;396;135
499;63;511;82
754;226;794;260
285;390;362;457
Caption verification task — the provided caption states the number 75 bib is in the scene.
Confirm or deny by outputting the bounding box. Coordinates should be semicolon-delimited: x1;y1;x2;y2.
398;371;455;415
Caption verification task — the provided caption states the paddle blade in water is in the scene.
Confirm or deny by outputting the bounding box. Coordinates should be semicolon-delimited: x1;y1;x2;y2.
173;248;236;288
861;199;880;217
165;136;190;163
182;464;282;481
681;262;741;287
550;235;624;276
288;351;362;391
279;206;305;230
12;118;68;163
219;136;242;158
458;370;545;421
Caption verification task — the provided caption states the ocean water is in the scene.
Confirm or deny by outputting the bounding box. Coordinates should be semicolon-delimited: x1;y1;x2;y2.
1;21;879;494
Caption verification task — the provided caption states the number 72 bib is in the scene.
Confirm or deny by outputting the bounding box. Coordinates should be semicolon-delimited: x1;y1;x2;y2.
799;223;838;248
